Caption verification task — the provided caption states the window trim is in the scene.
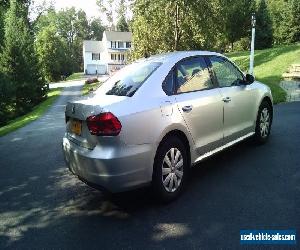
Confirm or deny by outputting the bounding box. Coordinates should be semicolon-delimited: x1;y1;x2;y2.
92;53;100;61
206;55;246;88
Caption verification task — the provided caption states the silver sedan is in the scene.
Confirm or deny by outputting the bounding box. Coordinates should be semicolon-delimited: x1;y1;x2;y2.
62;51;273;202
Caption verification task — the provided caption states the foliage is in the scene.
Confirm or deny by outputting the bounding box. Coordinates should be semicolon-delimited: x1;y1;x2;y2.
266;0;299;45
35;7;102;78
0;87;62;136
117;15;129;32
116;0;129;32
36;25;69;82
97;0;115;30
255;0;273;49
0;0;45;125
234;37;251;52
85;78;99;85
220;0;255;50
131;0;257;59
88;17;105;40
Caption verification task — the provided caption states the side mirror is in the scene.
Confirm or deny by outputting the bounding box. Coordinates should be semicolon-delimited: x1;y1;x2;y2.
245;74;255;84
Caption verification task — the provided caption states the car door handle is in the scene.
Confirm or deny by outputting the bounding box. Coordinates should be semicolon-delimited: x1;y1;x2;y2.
222;97;231;103
182;105;193;112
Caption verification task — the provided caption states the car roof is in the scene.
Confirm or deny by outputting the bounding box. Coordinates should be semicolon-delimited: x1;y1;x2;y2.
136;51;224;64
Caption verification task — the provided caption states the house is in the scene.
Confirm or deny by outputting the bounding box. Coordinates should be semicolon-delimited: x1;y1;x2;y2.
83;31;132;75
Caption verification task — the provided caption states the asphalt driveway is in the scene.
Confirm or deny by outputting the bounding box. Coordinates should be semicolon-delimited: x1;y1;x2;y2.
0;85;299;249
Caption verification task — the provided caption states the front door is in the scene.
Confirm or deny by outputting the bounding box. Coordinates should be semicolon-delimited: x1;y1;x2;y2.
174;56;224;155
208;56;256;143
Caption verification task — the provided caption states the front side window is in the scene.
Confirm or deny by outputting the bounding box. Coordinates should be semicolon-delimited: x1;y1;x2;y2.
209;56;244;87
104;61;162;97
92;53;100;60
175;57;213;94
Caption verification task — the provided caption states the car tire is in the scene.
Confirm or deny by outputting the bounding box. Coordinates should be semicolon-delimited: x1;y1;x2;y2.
254;100;272;144
152;136;189;202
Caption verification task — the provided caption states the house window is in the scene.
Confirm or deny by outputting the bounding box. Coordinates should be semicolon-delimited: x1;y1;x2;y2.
126;42;131;48
111;54;116;60
111;41;117;48
121;54;125;61
92;53;100;60
118;41;124;48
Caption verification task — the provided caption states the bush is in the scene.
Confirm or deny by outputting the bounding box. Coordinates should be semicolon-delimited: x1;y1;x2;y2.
85;78;99;85
234;37;250;51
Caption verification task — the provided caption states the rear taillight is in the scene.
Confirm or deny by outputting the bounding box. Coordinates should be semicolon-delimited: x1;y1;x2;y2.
86;112;122;136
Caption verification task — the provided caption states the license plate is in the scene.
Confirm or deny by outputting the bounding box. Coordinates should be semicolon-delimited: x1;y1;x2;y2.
71;120;82;135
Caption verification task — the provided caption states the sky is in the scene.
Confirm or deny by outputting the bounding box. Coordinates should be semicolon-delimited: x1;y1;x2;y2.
34;0;101;18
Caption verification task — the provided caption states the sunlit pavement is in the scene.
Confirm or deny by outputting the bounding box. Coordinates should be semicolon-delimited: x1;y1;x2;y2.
0;83;299;249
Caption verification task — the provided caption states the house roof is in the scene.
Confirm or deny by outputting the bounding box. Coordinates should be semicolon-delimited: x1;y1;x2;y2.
104;31;132;41
83;40;103;52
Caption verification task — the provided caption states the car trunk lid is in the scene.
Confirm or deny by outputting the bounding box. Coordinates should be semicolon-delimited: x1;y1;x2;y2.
65;94;128;149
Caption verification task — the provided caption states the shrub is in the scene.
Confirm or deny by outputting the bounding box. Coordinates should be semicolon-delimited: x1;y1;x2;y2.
85;78;99;85
234;37;250;51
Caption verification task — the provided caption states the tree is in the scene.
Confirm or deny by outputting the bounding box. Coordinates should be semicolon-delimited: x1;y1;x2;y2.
0;0;44;115
289;0;300;42
131;0;219;59
0;0;10;50
117;15;129;31
54;8;89;72
256;0;273;49
96;0;115;30
36;25;69;81
88;17;105;40
219;0;255;50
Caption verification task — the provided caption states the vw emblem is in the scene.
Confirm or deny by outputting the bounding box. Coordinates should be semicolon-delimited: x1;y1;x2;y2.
72;105;75;114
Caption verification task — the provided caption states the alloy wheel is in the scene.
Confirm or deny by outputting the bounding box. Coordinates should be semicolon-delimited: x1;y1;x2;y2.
161;148;184;193
260;107;270;138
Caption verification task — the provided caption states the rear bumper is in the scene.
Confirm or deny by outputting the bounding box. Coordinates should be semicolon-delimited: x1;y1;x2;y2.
62;135;155;193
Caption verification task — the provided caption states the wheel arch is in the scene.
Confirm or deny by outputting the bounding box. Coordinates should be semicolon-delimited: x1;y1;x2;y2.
155;129;192;168
260;96;273;121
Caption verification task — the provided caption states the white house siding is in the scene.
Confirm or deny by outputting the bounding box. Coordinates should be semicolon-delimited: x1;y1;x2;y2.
83;31;132;75
84;52;107;75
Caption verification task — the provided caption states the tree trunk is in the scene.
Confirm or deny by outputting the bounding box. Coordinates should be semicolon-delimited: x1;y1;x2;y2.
174;3;180;51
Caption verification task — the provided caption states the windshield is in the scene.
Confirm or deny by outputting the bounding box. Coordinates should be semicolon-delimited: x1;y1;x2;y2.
96;61;162;97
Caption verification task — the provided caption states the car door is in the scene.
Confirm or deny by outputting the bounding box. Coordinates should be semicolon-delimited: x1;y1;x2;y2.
208;56;257;144
174;56;224;156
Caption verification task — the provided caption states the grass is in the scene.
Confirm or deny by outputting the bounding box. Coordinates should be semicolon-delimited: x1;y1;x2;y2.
66;72;83;81
227;43;300;103
82;82;102;95
0;88;62;137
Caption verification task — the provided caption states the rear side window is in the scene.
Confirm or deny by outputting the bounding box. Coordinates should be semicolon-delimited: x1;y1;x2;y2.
175;57;213;94
162;70;174;95
106;62;162;97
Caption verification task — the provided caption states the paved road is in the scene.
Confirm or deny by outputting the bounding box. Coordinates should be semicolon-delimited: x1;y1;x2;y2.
0;85;299;249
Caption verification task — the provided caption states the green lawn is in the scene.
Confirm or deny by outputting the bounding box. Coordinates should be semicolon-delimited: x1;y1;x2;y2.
82;82;102;95
66;72;83;81
227;43;300;104
0;88;62;137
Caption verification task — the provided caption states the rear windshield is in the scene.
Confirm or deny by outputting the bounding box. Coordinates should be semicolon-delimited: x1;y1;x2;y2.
105;61;162;97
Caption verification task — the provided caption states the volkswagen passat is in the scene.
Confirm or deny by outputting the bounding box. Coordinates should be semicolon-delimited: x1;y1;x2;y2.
62;51;273;201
